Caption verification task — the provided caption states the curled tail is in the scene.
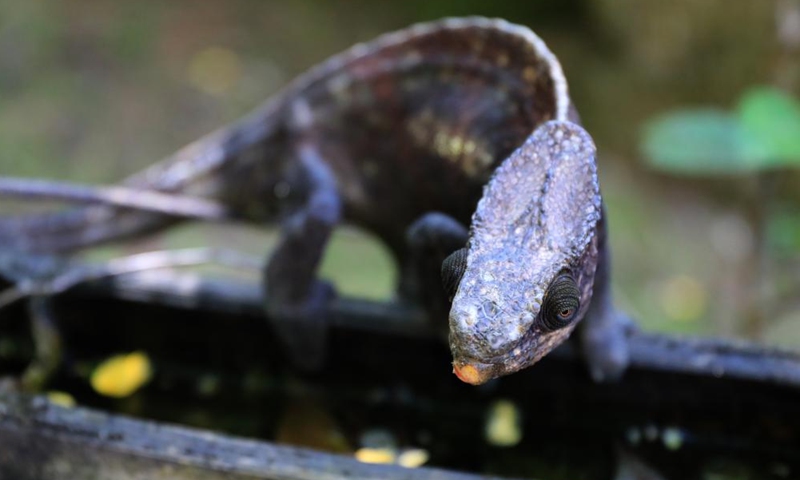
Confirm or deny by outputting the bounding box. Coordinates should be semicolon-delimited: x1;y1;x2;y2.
0;106;284;253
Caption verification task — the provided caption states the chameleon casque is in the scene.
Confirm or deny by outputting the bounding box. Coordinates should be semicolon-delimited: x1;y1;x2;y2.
0;17;629;384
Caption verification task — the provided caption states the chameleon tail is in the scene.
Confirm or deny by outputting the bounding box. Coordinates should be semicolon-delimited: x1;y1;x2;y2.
0;97;288;253
0;107;282;253
0;136;215;253
0;201;177;254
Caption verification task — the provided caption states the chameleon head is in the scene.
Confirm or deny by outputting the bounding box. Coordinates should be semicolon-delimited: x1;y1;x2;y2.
445;120;602;385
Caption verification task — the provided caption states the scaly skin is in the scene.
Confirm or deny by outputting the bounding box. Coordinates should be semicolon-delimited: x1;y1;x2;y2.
0;17;629;383
448;122;617;385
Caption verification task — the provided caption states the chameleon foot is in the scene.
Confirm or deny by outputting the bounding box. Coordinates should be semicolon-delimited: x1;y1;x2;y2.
580;310;633;382
266;280;336;372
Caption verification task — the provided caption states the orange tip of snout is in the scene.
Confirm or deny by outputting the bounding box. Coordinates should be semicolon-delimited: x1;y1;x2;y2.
453;363;485;385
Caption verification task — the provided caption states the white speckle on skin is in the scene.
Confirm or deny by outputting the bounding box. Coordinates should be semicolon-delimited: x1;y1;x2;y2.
328;73;352;99
520;311;534;324
462;304;478;327
290;99;314;129
349;42;370;59
481;271;495;282
501;323;521;344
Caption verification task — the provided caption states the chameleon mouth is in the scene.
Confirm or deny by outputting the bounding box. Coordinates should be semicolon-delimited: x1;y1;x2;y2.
452;360;497;385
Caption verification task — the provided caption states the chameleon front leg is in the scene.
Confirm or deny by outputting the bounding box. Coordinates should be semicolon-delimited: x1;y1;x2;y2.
578;214;632;382
404;212;469;326
263;142;341;372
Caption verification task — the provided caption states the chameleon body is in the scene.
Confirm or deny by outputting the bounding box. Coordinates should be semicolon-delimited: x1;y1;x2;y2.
0;17;628;383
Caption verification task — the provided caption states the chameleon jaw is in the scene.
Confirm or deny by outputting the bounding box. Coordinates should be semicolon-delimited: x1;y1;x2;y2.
451;324;578;385
451;350;533;385
452;360;498;385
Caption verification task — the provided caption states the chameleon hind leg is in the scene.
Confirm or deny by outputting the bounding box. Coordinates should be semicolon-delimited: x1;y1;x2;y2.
263;141;341;372
404;212;469;328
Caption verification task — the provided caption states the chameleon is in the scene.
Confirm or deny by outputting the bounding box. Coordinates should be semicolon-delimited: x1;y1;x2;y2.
0;17;629;384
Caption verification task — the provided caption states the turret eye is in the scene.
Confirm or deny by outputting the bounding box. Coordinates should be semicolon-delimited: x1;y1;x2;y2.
441;248;468;302
540;273;580;331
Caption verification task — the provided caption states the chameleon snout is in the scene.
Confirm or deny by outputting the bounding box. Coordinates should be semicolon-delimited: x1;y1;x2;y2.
449;302;532;385
452;360;496;385
449;298;530;354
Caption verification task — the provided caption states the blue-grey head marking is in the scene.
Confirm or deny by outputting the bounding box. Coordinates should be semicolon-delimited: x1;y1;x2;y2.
449;120;602;383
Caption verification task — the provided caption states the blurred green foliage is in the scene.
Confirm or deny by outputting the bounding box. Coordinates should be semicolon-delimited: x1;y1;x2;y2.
642;86;800;173
642;110;765;173
738;87;800;166
641;83;800;341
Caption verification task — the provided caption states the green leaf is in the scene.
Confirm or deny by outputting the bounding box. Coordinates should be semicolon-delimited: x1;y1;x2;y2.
641;109;766;175
737;86;800;167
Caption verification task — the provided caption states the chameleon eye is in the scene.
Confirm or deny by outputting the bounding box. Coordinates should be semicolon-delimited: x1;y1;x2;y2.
441;248;468;302
540;273;580;331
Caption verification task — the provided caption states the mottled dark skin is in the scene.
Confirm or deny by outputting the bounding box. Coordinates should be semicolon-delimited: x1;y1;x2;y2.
0;17;629;382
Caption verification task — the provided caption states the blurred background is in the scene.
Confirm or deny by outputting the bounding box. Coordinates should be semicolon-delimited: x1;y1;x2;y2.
1;0;799;345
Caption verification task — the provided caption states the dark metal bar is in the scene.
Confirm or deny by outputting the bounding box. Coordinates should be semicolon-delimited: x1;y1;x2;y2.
73;269;800;386
0;394;517;480
2;252;800;479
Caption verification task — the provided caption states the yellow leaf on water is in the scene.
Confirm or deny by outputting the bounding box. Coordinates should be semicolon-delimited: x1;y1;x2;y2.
485;399;522;447
276;399;352;453
354;448;396;465
90;351;152;398
46;391;76;408
397;449;429;468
